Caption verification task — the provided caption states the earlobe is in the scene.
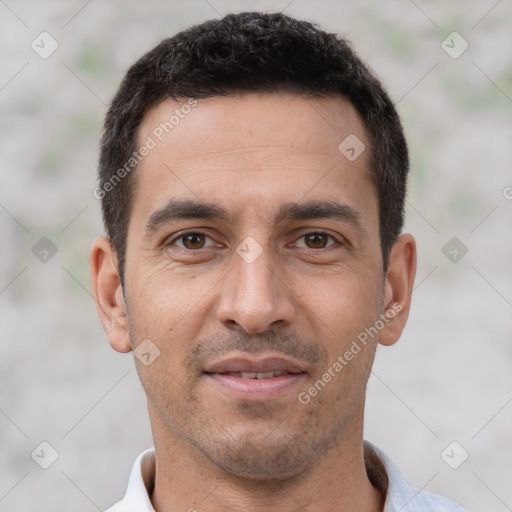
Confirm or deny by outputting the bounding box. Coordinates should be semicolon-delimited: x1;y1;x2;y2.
90;236;132;353
379;233;417;347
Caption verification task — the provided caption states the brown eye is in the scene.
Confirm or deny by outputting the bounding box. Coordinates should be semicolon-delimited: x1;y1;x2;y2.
181;233;206;249
304;233;330;248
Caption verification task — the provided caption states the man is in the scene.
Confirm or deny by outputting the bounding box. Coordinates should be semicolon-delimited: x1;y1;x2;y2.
90;11;466;511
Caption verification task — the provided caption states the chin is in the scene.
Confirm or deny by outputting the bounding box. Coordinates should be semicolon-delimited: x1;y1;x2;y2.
194;427;317;481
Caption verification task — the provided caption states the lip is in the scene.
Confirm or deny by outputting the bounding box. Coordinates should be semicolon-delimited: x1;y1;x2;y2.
203;354;308;402
204;355;307;374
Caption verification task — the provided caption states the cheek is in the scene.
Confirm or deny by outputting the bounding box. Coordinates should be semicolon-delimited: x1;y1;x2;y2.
124;268;217;387
296;263;383;345
127;263;213;332
306;265;382;407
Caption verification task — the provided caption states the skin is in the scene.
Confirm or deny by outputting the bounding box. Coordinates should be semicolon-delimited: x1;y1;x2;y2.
90;92;416;511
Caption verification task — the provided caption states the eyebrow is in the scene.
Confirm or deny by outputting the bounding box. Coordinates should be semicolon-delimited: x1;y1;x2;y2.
144;198;363;234
145;199;234;234
274;199;363;227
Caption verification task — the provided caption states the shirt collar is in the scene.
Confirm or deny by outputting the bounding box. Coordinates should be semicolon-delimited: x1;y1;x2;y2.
119;448;157;511
108;442;464;512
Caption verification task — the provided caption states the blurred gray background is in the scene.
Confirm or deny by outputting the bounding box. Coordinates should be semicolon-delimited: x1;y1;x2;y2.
1;1;511;510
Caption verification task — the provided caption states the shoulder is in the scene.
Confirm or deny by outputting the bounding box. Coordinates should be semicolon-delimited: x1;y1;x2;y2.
364;441;467;512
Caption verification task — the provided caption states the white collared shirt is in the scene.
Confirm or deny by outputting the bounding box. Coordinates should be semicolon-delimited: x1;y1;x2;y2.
105;442;466;511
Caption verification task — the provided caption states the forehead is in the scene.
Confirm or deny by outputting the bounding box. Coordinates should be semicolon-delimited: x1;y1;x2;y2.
138;92;367;164
132;92;375;225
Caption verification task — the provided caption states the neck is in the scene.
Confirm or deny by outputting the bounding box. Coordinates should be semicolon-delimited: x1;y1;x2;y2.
148;403;384;512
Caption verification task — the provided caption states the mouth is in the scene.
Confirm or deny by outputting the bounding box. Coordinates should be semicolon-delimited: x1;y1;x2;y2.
216;370;296;379
203;355;308;401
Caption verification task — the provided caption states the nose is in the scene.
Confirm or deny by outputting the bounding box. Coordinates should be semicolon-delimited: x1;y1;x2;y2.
216;244;296;334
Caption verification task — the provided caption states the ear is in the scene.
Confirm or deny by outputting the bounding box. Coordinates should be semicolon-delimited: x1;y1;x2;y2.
90;236;132;353
378;233;417;347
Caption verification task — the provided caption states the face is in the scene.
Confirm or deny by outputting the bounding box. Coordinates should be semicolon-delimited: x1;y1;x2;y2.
91;92;415;480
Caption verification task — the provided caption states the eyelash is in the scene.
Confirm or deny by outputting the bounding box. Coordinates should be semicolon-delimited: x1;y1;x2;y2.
294;232;337;249
167;231;219;250
165;230;339;250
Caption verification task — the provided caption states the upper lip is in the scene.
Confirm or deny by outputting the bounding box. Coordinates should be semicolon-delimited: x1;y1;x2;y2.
204;355;307;374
